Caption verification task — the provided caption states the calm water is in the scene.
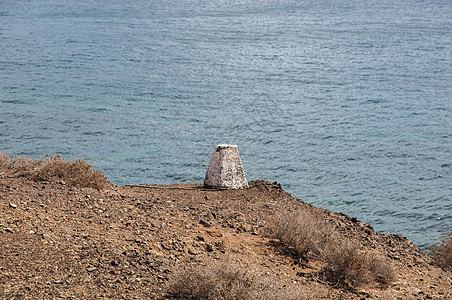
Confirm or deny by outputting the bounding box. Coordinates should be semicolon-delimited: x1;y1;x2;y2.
1;0;451;248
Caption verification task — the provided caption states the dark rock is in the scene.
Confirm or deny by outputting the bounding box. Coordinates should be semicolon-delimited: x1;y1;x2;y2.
111;260;120;266
205;244;214;252
199;219;212;227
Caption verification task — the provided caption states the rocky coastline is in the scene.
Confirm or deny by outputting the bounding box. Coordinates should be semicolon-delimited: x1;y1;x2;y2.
1;175;450;299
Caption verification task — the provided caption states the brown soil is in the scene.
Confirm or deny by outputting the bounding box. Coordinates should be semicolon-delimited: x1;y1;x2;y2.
1;176;450;299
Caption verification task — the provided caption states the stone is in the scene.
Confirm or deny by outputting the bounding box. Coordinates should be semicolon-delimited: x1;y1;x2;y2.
204;144;249;189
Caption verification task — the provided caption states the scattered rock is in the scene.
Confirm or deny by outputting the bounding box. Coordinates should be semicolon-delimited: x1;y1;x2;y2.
110;260;120;266
0;177;449;300
207;230;223;238
199;219;211;227
187;247;200;255
241;223;253;233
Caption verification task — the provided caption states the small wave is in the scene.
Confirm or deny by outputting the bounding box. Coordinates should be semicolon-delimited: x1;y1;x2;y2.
85;108;110;113
83;131;104;136
1;99;25;104
364;98;387;104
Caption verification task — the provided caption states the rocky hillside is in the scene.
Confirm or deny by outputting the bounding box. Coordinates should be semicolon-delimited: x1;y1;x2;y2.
1;175;450;299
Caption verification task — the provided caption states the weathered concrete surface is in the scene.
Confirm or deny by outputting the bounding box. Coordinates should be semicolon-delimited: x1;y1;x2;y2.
204;144;249;189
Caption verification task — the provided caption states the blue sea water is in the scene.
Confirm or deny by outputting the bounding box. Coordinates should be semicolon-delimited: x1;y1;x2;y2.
1;0;451;248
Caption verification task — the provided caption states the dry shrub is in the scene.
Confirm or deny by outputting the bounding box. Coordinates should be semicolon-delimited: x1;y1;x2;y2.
428;232;452;270
320;242;370;288
321;244;395;288
266;208;337;258
166;259;307;300
266;207;395;288
0;153;41;177
367;252;397;284
0;153;107;190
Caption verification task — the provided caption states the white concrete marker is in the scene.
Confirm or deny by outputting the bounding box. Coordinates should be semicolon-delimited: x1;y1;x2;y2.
204;144;249;189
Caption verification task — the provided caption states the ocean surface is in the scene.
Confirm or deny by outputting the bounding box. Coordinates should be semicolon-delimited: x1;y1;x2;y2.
1;0;450;248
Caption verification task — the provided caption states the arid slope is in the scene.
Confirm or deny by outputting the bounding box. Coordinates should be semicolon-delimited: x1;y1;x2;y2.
0;175;450;299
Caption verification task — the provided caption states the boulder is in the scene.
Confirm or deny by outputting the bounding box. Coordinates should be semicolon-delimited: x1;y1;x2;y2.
204;144;249;189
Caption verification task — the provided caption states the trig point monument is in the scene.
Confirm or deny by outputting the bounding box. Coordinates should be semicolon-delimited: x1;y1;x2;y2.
204;144;249;189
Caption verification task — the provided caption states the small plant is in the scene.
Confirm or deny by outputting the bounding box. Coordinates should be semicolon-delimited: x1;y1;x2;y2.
166;259;307;300
320;243;396;288
266;207;395;289
367;252;397;285
0;153;41;176
0;153;107;190
266;208;337;259
320;242;370;288
428;232;452;270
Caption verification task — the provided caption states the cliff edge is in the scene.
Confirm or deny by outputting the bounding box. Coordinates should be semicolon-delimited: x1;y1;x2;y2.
1;176;450;299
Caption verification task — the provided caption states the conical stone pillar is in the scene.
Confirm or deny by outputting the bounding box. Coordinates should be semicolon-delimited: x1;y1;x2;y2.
204;144;249;189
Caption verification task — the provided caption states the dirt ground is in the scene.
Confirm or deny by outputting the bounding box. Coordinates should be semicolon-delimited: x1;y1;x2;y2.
0;175;450;299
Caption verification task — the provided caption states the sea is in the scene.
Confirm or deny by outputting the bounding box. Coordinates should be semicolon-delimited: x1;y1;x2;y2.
1;0;450;249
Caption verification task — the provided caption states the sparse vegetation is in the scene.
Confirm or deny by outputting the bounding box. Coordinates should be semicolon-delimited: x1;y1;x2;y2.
0;178;449;298
367;252;397;284
320;242;395;288
428;232;452;270
320;241;371;288
266;208;338;259
266;207;395;288
166;259;308;300
0;153;107;189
